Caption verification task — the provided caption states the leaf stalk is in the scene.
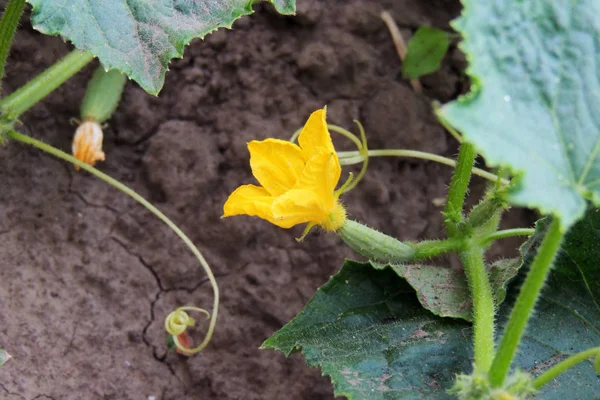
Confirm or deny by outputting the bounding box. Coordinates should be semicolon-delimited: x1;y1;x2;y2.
0;0;26;96
444;143;477;236
532;347;600;389
477;228;535;247
0;50;94;119
489;218;564;386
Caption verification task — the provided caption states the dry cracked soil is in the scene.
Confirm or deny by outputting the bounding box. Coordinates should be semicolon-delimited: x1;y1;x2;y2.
0;1;534;399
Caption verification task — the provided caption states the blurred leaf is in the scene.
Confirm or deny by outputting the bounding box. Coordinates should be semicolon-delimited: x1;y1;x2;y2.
402;27;450;79
0;349;11;366
439;0;600;229
263;208;600;399
27;0;296;94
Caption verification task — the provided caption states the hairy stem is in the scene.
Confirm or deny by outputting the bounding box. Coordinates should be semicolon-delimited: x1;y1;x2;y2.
6;130;219;352
338;149;506;184
0;0;25;96
459;244;496;373
533;347;600;389
444;143;476;236
477;228;535;246
0;50;94;119
489;218;563;386
411;237;466;260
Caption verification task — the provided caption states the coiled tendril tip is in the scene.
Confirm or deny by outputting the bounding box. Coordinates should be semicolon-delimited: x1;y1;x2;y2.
165;306;211;354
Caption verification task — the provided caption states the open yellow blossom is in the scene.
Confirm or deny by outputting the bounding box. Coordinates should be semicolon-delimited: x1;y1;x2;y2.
72;119;105;169
223;108;346;232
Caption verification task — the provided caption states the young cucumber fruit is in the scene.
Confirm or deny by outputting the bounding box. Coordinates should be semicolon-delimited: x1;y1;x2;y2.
337;219;414;264
73;66;127;168
80;66;127;123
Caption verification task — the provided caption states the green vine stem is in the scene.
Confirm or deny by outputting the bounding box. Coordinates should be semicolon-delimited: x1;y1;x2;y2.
459;244;496;373
0;50;94;119
0;0;25;95
533;347;600;389
411;237;466;260
5;130;220;353
489;218;564;386
477;228;535;246
337;149;507;184
444;143;477;236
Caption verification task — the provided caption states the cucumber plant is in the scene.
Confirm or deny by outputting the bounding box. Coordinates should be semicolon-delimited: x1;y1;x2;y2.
0;1;598;400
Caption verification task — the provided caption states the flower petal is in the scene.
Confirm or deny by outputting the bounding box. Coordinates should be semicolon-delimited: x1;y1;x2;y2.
223;184;276;220
248;139;306;196
296;149;341;203
272;188;328;228
298;108;335;156
72;120;106;168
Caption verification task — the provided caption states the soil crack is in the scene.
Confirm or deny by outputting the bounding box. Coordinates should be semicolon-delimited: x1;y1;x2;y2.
64;163;122;215
110;237;164;291
69;188;122;214
108;237;181;380
0;383;26;399
142;290;183;382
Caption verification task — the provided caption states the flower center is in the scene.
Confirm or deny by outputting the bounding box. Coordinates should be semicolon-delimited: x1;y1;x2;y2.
320;201;346;232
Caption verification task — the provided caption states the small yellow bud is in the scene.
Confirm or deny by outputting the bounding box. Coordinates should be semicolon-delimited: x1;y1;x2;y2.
72;119;105;169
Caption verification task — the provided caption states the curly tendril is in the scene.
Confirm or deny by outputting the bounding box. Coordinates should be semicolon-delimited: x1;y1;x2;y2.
165;306;211;354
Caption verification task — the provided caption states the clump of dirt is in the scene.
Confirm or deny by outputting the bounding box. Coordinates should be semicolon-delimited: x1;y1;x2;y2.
0;1;533;399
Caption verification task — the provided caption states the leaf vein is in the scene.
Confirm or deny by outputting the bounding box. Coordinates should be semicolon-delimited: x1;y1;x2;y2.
549;0;578;185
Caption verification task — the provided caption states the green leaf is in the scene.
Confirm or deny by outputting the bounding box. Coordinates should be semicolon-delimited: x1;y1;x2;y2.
263;260;473;399
264;209;600;399
373;260;518;322
402;27;450;79
27;0;296;95
522;208;600;347
488;258;520;306
0;349;11;366
438;0;600;229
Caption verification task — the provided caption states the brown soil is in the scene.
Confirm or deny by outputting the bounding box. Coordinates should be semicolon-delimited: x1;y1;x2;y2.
0;1;534;399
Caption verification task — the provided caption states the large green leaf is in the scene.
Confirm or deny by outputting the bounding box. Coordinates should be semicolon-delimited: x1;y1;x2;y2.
264;261;473;399
439;0;600;229
27;0;296;94
263;209;600;399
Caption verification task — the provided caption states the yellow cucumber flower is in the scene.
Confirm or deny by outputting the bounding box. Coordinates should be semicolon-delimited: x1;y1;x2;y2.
223;108;346;232
72;119;105;169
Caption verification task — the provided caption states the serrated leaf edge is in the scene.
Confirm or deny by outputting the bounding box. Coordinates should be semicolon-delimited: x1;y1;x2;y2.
437;3;586;230
26;0;295;94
